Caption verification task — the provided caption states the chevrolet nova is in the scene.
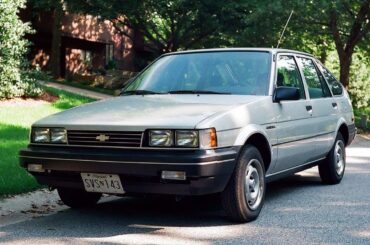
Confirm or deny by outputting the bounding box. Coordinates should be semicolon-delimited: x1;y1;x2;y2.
20;48;356;222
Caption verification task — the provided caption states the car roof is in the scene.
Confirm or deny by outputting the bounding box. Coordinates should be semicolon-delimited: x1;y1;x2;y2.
164;48;314;58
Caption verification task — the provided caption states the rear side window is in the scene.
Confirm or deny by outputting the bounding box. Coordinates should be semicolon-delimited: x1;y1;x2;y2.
296;57;331;99
276;55;306;99
316;62;343;96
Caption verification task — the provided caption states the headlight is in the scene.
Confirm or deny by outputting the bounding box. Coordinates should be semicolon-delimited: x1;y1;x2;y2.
148;128;217;148
149;130;174;147
33;128;50;143
176;130;198;147
50;128;67;143
32;127;67;144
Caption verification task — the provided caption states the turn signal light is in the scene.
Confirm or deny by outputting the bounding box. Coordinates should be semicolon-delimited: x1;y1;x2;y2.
27;164;45;173
199;128;218;148
161;171;186;180
210;128;217;147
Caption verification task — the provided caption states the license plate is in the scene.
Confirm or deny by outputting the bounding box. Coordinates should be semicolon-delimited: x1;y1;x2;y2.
81;173;125;194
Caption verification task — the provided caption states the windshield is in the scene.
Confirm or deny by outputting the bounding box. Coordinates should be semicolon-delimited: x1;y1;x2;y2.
123;51;271;95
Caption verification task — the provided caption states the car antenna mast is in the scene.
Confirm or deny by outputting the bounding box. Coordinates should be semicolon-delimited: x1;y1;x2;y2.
276;10;294;48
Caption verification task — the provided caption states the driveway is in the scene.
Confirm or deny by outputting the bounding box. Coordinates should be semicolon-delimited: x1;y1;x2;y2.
1;136;369;244
41;81;113;100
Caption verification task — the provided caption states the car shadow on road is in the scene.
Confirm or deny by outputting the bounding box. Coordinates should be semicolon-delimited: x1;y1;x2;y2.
265;173;323;201
0;172;328;242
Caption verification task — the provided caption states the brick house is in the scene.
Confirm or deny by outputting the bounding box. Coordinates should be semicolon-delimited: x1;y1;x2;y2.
21;9;147;78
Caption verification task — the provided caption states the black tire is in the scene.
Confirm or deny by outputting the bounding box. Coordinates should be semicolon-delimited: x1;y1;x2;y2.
221;145;266;223
319;132;346;184
57;188;102;208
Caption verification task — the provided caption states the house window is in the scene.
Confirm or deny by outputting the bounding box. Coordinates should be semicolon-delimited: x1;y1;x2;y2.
81;50;92;66
106;44;114;65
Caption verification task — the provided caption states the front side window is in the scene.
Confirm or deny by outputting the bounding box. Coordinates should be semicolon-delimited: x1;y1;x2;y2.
123;51;271;95
296;57;331;99
316;61;343;96
276;55;306;99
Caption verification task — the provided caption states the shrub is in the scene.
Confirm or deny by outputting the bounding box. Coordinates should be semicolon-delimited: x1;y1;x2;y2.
0;0;43;99
348;53;370;110
106;60;117;70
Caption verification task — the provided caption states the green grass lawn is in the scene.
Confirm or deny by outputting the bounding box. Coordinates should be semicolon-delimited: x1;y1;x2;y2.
0;87;95;196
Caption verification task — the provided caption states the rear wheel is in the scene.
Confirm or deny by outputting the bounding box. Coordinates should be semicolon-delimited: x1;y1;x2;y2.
221;145;266;222
57;187;102;208
319;133;346;184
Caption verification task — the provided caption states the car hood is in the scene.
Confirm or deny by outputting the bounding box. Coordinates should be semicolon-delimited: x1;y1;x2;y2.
34;94;263;131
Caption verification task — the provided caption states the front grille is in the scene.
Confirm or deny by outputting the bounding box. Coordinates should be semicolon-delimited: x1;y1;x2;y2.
67;130;143;148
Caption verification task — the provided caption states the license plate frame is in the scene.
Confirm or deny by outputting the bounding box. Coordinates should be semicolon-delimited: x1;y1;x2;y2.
80;173;125;194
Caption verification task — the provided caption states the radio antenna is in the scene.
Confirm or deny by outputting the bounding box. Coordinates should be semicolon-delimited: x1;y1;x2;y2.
276;10;294;48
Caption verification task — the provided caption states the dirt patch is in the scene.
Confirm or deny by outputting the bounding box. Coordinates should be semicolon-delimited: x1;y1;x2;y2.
0;189;67;227
357;129;370;138
0;92;59;106
0;189;115;227
37;92;59;103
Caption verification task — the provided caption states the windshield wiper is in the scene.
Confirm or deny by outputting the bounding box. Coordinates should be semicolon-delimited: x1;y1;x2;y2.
168;90;230;94
120;90;163;96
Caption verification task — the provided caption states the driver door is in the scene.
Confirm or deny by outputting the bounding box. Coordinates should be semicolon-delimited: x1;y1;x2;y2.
272;54;317;173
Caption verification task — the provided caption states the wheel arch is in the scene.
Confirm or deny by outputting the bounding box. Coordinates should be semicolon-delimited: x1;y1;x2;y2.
338;123;349;146
245;134;272;172
234;126;272;172
335;118;350;146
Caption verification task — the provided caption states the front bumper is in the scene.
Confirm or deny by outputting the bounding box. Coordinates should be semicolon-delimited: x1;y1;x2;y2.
19;145;240;196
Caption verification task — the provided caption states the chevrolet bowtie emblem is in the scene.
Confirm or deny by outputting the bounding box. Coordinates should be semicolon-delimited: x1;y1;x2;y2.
96;134;110;142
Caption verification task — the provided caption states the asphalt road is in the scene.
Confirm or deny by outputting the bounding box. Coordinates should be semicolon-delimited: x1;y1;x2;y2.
1;136;369;245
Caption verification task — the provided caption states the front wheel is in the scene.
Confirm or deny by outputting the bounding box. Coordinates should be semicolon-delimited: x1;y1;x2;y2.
319;132;346;184
57;187;102;208
221;145;266;222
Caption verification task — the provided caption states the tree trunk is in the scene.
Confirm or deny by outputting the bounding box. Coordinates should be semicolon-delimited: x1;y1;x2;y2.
330;0;370;90
50;4;63;78
319;49;327;64
338;54;351;89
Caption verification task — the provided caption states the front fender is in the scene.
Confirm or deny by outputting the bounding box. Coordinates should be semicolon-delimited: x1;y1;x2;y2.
233;124;277;175
234;124;271;146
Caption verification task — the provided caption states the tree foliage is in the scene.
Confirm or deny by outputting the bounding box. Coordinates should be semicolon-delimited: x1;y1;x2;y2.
239;0;369;89
293;0;369;89
234;0;369;108
349;52;370;109
68;0;369;83
0;0;42;99
68;0;249;55
9;0;368;107
326;49;370;109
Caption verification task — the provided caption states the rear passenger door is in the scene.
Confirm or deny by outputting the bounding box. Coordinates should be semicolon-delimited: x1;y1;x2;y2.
296;56;338;159
315;61;351;114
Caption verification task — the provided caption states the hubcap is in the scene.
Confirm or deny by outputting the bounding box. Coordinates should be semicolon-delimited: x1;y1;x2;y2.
335;140;345;176
244;159;264;210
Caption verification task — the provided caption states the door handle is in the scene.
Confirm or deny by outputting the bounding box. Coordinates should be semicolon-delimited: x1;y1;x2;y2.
332;102;338;108
306;105;312;111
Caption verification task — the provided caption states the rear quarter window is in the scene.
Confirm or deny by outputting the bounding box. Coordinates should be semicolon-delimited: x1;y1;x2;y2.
316;61;343;96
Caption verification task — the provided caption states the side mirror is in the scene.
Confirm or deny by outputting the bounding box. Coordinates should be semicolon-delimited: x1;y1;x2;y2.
273;86;300;103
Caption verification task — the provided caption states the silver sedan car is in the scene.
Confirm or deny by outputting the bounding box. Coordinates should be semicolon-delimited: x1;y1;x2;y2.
20;48;356;222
